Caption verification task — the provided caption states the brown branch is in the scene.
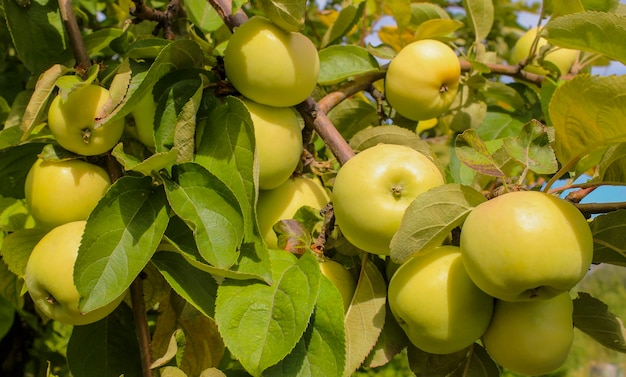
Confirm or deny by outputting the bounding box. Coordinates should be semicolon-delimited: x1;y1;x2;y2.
58;0;91;70
130;275;154;377
574;202;626;218
205;0;248;32
130;0;183;39
318;69;386;114
459;60;544;85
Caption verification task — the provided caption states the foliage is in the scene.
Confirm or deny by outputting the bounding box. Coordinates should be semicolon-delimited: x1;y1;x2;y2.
1;0;626;376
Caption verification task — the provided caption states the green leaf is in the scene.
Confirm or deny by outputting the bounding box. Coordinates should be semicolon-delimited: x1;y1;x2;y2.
112;144;179;176
410;3;450;25
264;275;346;376
454;130;507;177
390;184;487;264
414;19;464;41
595;142;626;182
320;2;366;48
549;75;626;167
327;98;379;141
462;0;494;42
215;250;321;377
164;163;244;269
363;303;409;368
75;177;169;312
503;120;559;175
67;304;142;377
573;291;626;352
260;0;307;32
152;250;219;319
590;209;626;266
407;345;472;377
348;125;434;161
477;112;525;141
343;257;387;377
195;96;258;242
0;196;33;233
543;11;626;65
318;45;380;85
0;228;46;278
183;0;224;33
0;143;43;198
389;0;411;34
177;305;225;374
0;294;14;340
1;0;66;75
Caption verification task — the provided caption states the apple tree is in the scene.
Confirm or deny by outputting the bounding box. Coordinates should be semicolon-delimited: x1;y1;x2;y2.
1;0;626;376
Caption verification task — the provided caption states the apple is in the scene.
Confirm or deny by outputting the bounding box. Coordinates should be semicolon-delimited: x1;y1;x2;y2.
24;157;111;231
47;84;125;156
319;259;356;312
24;221;126;326
385;39;460;121
460;190;593;301
243;98;303;190
223;16;320;108
332;143;444;255
509;27;579;76
388;245;494;354
482;292;574;376
129;90;157;149
256;175;330;249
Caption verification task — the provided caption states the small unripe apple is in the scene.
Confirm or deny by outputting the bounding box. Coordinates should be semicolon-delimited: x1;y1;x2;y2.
388;245;494;354
223;16;320;107
509;27;579;76
482;292;574;376
24;221;126;326
129;91;157;149
319;259;356;312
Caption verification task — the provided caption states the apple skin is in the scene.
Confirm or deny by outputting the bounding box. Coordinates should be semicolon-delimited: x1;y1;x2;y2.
388;245;494;354
319;260;356;312
223;16;320;108
129;91;157;149
482;292;574;376
460;190;593;302
385;39;460;121
256;176;331;249
24;221;126;326
47;84;125;156
332;144;444;255
24;158;111;231
243;99;303;190
509;27;579;76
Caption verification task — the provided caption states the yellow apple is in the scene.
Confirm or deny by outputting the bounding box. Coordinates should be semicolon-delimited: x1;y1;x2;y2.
460;190;593;301
129;90;157;149
319;259;356;312
388;245;494;354
24;221;126;326
332;143;444;255
385;39;460;121
47;84;125;156
256;176;330;249
243;98;303;190
24;158;111;231
509;27;579;76
482;292;574;376
223;16;320;107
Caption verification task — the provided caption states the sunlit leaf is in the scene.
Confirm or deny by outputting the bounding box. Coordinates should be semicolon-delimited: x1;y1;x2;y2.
0;228;46;278
462;0;494;42
320;2;366;48
260;0;306;32
503;120;558;174
348;125;433;160
319;45;380;85
455;129;507;177
595;143;626;182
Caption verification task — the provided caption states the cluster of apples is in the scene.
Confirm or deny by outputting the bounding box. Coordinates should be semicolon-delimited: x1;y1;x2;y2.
23;84;127;325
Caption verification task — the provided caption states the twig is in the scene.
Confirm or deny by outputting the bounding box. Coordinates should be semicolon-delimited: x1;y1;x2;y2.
130;0;183;39
58;0;91;70
130;275;154;377
459;60;544;86
574;202;626;218
205;0;248;31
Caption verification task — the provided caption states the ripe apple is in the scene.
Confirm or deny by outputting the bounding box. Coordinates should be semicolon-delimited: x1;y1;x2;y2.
385;39;460;121
460;190;593;301
47;84;125;156
509;27;579;76
319;259;356;312
24;157;111;231
243;98;303;190
24;221;126;326
482;292;574;376
256;175;330;249
128;90;157;149
223;16;320;108
332;143;444;255
388;245;494;354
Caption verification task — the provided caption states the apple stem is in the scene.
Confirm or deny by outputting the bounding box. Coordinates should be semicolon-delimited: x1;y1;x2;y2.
81;128;91;144
45;295;57;305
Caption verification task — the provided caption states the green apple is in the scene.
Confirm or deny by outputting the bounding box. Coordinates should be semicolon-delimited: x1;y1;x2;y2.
256;175;330;249
388;245;494;354
129;90;157;149
223;16;320;108
385;39;460;121
24;221;126;326
47;84;125;156
482;292;574;376
319;259;356;312
332;143;444;255
243;98;303;190
460;190;593;301
24;158;111;231
509;27;579;76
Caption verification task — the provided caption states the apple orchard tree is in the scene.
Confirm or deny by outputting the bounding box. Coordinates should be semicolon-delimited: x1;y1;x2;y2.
1;0;626;376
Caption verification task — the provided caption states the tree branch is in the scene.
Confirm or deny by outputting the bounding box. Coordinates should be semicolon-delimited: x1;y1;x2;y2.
130;0;183;39
574;202;626;218
131;275;154;377
58;0;91;70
